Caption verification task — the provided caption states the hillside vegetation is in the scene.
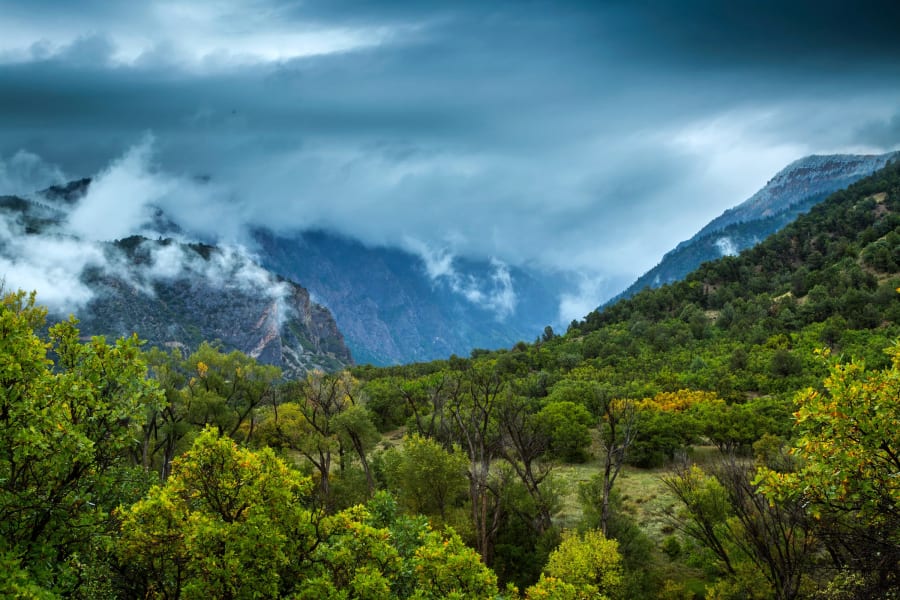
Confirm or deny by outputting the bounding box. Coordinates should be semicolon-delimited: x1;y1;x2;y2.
612;151;897;303
2;161;899;599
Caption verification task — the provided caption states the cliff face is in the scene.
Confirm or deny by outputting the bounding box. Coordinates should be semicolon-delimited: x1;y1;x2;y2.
77;239;353;377
611;152;898;303
79;243;352;377
0;192;352;376
252;229;563;366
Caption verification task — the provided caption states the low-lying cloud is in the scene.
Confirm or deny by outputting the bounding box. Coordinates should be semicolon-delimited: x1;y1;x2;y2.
0;215;104;311
66;135;231;243
714;237;738;257
0;152;291;322
1;135;529;323
558;275;609;325
404;237;517;319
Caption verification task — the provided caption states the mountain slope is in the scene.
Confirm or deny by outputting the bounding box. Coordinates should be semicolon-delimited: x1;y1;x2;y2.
583;159;900;340
612;152;897;302
349;157;900;591
252;229;563;365
0;191;352;376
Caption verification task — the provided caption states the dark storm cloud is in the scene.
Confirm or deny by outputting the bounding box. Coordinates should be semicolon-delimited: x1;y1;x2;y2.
856;112;900;148
0;0;899;318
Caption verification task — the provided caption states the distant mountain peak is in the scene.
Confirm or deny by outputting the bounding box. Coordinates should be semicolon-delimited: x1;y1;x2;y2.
612;150;898;305
691;151;898;242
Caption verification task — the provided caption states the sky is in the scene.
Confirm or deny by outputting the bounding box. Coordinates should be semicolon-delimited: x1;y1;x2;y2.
1;0;900;318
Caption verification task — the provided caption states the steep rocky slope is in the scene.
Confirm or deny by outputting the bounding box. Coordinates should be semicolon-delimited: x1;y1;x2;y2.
252;229;563;365
612;151;897;303
0;192;352;376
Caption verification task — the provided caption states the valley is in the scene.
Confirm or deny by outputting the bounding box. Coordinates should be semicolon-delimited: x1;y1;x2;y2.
2;157;898;598
2;3;900;595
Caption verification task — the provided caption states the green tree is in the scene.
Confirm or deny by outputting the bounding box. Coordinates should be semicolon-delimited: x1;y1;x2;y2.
597;398;637;536
757;344;900;593
120;429;499;599
664;460;814;600
141;343;281;480
381;434;469;521
494;393;559;536
409;526;501;599
447;362;507;565
534;400;593;463
180;342;281;441
525;529;623;600
264;370;376;507
0;290;161;594
118;427;317;599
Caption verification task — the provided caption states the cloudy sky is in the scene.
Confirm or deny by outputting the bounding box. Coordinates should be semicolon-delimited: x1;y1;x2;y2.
2;0;900;311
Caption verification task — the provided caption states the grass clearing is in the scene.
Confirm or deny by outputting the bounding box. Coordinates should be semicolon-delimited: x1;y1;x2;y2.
552;461;678;541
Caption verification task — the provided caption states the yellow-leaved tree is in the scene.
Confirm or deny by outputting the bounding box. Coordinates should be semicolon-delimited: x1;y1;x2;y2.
756;343;900;595
525;529;623;600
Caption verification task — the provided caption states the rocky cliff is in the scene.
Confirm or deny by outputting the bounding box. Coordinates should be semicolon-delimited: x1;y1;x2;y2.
252;229;563;365
0;192;352;377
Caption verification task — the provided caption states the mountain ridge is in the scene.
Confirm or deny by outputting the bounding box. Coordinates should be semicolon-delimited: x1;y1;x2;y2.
610;151;898;305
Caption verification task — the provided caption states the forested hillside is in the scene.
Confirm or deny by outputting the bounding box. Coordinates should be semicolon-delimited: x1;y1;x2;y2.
2;161;899;599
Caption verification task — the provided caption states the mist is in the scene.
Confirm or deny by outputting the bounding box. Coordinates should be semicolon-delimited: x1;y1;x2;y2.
0;159;291;322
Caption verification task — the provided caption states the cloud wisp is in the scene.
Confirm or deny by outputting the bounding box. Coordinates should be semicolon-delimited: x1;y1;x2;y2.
0;149;291;321
0;150;67;197
404;237;517;319
0;214;104;311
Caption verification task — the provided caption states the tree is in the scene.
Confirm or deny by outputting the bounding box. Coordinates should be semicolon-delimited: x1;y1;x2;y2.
0;290;162;594
525;530;623;600
534;400;593;463
180;342;281;441
664;459;815;600
447;362;506;565
627;390;710;468
493;394;561;533
141;343;281;480
757;344;900;593
118;428;318;599
398;372;456;441
142;347;193;480
662;464;737;577
119;429;499;599
381;434;468;521
597;398;637;536
267;370;377;508
333;403;381;495
409;525;501;599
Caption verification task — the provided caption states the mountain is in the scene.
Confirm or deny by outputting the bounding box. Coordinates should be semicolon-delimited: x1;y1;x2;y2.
611;151;898;303
3;175;564;369
0;189;352;377
583;158;900;340
251;229;563;365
